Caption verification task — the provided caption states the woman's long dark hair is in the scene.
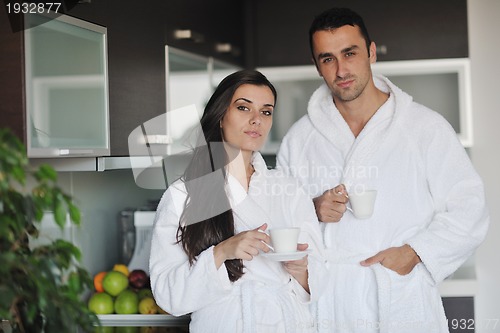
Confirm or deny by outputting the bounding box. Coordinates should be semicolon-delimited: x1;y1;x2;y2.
176;70;277;282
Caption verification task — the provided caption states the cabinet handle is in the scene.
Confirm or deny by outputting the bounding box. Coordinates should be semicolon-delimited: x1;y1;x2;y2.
146;135;172;145
376;45;388;55
215;43;241;56
173;29;204;43
59;149;94;156
215;43;232;53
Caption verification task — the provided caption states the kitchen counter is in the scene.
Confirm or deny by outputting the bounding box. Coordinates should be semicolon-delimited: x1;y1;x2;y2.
97;314;190;327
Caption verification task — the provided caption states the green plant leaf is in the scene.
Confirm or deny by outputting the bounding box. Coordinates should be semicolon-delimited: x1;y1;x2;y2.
68;201;81;225
10;165;26;184
0;128;96;333
34;164;58;182
53;198;66;228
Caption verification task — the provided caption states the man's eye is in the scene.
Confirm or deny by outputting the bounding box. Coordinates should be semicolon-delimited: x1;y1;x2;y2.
322;58;333;63
345;52;355;57
262;110;273;116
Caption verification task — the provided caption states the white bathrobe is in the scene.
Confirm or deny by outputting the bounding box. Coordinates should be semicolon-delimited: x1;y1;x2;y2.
150;152;327;333
276;75;489;333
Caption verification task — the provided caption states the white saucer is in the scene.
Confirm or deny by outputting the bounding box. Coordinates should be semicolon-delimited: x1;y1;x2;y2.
261;249;312;262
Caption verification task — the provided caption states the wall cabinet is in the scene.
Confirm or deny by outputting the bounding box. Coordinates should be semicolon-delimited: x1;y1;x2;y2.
24;14;110;157
258;58;473;154
248;0;468;67
0;0;246;158
1;1;469;156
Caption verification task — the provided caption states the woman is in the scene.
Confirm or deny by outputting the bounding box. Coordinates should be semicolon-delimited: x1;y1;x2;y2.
150;70;326;333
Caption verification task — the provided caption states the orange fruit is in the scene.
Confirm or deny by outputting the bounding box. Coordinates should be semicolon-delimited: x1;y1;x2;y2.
93;271;107;292
113;264;130;277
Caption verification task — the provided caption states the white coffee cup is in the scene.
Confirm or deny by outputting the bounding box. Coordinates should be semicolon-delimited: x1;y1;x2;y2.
347;190;377;219
269;227;300;253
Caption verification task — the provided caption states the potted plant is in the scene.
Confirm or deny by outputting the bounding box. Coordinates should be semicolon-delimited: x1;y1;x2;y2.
0;128;99;333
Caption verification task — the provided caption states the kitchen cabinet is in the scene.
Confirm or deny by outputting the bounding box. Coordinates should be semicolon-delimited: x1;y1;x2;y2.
258;58;473;153
248;0;468;67
125;46;240;188
24;14;110;157
59;0;246;156
1;0;245;158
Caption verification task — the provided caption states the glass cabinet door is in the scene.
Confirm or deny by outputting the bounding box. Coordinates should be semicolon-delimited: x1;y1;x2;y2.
24;14;109;157
165;46;239;156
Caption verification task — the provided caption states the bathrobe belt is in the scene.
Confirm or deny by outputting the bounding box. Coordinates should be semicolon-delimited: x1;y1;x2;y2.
326;251;391;333
235;280;298;333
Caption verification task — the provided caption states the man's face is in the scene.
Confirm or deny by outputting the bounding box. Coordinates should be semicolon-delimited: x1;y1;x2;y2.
312;25;376;103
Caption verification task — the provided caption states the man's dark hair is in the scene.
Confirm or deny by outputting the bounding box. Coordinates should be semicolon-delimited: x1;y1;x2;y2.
309;7;372;60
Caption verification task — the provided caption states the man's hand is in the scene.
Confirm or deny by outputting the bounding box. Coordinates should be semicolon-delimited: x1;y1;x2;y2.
313;184;349;222
360;244;422;275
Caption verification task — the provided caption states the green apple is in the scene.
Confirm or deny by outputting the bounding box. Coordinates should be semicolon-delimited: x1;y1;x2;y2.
88;292;114;315
114;290;139;314
102;271;129;296
137;288;154;300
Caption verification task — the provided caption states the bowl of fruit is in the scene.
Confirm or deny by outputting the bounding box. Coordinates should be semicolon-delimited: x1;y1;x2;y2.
87;265;189;329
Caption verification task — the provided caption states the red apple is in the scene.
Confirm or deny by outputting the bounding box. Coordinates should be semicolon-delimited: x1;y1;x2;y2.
128;269;149;289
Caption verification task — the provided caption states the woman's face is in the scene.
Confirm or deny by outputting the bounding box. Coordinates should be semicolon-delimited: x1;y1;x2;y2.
220;84;274;154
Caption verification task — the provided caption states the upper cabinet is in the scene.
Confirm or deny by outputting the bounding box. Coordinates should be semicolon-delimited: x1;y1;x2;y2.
24;14;109;157
163;0;246;66
248;0;468;67
0;0;246;158
1;1;469;159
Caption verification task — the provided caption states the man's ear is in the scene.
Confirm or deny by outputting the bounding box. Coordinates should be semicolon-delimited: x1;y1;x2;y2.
369;41;377;64
312;57;323;77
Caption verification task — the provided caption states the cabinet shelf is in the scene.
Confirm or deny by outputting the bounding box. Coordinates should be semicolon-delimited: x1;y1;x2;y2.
97;314;190;327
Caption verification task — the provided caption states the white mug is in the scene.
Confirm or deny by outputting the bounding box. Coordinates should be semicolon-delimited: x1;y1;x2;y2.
269;227;300;253
347;190;377;219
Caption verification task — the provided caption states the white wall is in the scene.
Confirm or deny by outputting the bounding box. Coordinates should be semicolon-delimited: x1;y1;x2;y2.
468;0;500;331
55;170;164;275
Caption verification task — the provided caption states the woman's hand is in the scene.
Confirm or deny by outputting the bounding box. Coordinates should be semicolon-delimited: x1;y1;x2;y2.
213;223;271;268
313;184;349;222
283;243;310;293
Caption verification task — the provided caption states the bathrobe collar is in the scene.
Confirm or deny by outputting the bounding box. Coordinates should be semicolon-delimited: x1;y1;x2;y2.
226;152;273;231
307;75;414;186
307;74;413;149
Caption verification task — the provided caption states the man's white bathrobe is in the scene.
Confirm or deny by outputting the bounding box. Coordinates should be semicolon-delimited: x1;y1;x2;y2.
150;153;327;333
276;75;489;333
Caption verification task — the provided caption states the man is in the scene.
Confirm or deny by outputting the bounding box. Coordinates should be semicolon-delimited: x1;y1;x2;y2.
276;7;489;333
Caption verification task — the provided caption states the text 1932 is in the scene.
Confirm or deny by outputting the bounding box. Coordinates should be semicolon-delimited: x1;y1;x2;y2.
448;318;499;330
6;2;61;14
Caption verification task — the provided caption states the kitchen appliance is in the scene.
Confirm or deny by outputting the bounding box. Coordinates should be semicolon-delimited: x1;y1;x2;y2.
119;210;156;274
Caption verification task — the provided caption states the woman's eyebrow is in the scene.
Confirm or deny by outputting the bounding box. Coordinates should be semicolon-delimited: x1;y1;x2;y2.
234;97;275;108
234;97;253;103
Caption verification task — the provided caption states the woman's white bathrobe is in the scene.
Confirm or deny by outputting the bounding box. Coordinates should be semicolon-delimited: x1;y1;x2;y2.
276;75;489;333
150;153;327;333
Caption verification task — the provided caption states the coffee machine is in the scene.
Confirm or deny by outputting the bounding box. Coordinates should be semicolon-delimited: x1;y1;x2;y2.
118;209;156;274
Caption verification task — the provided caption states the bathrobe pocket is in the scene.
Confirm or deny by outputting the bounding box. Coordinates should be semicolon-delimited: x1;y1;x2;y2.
384;263;445;332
